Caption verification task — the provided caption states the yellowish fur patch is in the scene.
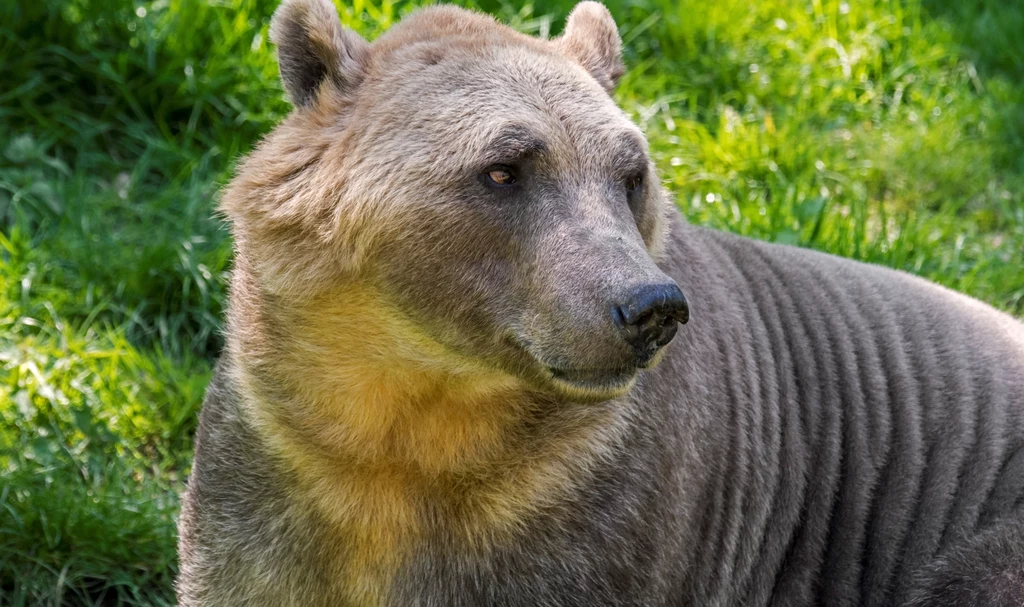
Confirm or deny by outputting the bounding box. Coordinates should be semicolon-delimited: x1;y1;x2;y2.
229;277;630;603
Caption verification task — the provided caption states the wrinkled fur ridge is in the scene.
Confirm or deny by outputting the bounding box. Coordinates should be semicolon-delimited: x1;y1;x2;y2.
178;2;1024;605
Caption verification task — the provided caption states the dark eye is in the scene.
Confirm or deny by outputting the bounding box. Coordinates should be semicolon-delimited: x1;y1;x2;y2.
484;166;517;187
625;172;644;193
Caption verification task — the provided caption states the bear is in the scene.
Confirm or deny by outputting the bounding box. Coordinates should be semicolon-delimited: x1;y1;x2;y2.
176;1;1024;605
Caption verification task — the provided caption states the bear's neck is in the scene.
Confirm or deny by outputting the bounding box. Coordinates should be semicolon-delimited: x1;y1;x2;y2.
225;266;633;603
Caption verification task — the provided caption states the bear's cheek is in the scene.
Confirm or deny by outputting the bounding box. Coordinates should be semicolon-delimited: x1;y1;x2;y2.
368;203;532;354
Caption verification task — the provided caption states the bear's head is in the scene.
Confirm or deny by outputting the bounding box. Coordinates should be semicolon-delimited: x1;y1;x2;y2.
223;0;688;405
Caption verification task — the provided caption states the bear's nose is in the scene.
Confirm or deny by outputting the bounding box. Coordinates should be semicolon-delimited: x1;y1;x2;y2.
612;283;689;359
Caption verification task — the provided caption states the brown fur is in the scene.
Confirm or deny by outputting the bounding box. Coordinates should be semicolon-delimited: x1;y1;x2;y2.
205;6;663;602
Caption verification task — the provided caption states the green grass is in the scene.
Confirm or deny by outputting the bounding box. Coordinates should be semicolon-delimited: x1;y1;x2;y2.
1;0;1022;603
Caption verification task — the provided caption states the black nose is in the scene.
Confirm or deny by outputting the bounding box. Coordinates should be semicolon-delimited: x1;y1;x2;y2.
612;283;689;357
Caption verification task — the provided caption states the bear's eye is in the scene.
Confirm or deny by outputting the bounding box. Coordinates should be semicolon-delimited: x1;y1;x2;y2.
625;172;644;193
484;166;517;187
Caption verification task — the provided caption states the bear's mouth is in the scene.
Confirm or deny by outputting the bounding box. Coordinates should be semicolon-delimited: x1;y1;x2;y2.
504;334;639;400
545;365;637;398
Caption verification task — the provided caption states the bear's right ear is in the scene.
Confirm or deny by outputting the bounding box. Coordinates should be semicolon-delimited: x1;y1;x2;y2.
553;2;624;93
269;0;369;109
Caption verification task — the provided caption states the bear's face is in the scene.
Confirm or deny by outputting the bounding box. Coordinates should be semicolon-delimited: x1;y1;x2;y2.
225;1;687;403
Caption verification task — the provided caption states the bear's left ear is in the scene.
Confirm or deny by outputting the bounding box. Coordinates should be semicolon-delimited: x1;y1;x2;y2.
270;0;369;109
553;2;624;93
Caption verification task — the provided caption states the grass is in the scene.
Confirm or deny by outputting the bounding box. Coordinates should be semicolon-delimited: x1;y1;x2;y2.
1;0;1022;603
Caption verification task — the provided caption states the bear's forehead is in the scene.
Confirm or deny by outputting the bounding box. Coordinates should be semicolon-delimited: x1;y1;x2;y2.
356;63;638;168
362;45;627;135
371;5;541;57
344;5;643;169
365;6;604;109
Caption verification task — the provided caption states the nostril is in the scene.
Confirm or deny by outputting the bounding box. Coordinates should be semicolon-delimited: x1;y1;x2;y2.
613;282;689;351
621;296;656;327
631;308;658;329
653;317;679;348
620;284;687;326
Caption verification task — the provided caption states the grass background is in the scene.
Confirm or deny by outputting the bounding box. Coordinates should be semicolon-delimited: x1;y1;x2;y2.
1;0;1022;603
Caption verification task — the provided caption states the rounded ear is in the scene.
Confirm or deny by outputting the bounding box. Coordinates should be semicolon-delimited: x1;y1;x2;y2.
552;2;624;93
269;0;369;108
